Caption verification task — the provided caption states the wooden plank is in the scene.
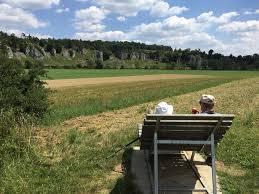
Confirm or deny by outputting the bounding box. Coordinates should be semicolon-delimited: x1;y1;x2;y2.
146;114;235;121
140;144;203;151
141;131;225;140
144;120;233;126
142;125;230;133
140;141;220;151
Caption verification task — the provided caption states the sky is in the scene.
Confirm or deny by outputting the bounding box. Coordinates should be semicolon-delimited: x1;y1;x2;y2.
0;0;259;56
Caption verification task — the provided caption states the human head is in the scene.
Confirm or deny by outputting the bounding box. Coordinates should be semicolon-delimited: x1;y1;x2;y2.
154;102;174;115
199;94;215;112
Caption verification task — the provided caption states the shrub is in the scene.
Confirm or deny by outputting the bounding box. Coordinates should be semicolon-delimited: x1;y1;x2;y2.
0;57;49;118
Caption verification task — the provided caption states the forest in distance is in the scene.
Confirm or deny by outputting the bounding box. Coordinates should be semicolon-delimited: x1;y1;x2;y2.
0;31;259;70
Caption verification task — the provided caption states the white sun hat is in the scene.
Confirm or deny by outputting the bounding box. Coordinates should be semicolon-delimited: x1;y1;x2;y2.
154;102;174;115
199;94;215;105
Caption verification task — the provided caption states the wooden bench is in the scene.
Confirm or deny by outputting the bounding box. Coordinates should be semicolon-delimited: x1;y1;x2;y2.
139;114;235;194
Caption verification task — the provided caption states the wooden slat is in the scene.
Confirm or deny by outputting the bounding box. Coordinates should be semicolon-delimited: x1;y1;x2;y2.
144;119;233;126
140;141;220;151
140;114;234;151
142;125;230;133
141;144;203;151
141;131;225;140
146;114;235;121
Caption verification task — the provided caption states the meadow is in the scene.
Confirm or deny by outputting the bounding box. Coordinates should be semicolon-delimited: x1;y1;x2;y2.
1;70;259;194
46;69;259;80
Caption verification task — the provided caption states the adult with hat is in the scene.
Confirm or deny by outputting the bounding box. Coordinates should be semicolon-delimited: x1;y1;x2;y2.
199;94;216;114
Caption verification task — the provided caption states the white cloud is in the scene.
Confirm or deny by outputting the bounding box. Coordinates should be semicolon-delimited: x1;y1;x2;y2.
74;6;108;32
32;33;52;39
56;7;70;13
0;28;24;36
0;0;60;10
244;9;259;15
150;0;188;17
197;11;239;24
91;0;156;17
75;22;105;32
218;20;259;32
89;0;189;17
0;28;52;39
75;15;222;52
75;6;107;22
128;16;223;51
215;20;259;55
72;6;258;55
117;16;126;22
75;31;127;41
0;3;47;29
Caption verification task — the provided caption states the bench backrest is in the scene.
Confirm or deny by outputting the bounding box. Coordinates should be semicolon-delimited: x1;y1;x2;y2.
140;114;235;151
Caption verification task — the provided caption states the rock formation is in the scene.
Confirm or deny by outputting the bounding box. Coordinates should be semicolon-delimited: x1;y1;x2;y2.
51;48;56;56
140;53;146;61
130;52;140;60
6;46;13;59
14;52;27;59
95;50;103;62
61;49;70;58
119;52;129;60
24;45;45;59
69;50;76;58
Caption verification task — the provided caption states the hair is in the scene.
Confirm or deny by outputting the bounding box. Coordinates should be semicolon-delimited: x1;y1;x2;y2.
203;103;214;109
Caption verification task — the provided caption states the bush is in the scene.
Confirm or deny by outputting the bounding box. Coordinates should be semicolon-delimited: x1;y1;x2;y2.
0;57;49;118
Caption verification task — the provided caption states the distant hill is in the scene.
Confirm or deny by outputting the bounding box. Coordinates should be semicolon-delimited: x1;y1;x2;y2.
0;31;258;70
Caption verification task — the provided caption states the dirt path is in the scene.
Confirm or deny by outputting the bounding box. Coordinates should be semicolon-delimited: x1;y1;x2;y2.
45;74;208;89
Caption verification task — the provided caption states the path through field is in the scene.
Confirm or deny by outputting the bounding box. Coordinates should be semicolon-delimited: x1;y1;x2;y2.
46;74;209;88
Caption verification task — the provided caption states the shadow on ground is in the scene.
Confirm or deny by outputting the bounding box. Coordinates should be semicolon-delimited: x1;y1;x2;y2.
109;148;142;194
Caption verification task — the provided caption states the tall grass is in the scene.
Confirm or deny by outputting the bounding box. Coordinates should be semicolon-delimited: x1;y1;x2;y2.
0;124;139;193
1;76;259;193
43;77;234;125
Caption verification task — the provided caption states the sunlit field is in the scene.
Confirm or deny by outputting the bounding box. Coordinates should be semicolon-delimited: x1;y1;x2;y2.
45;69;259;80
1;71;259;194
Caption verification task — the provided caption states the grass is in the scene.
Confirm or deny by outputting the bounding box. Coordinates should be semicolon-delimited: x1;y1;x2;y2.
43;76;234;125
47;69;259;79
45;69;259;80
1;73;259;193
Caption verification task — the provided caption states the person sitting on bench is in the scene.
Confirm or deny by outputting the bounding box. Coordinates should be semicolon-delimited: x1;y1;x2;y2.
199;94;218;165
192;94;216;114
154;102;174;115
199;94;216;114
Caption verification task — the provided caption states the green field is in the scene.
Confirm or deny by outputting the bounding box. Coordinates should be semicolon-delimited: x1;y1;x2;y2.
45;69;259;80
1;71;259;194
44;77;235;126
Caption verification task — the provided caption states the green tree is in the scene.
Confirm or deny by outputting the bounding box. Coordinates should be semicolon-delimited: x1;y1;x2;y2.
0;58;49;118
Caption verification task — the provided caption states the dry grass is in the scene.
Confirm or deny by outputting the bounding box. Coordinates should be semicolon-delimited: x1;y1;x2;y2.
216;161;246;177
37;77;259;146
30;78;259;193
46;74;209;89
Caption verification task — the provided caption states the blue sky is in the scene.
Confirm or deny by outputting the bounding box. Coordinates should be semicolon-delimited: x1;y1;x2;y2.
0;0;259;55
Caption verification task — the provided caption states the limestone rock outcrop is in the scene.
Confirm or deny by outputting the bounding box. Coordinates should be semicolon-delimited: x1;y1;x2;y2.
6;46;14;59
95;50;103;62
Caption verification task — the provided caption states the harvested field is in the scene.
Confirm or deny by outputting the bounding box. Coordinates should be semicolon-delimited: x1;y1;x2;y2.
3;76;258;194
40;77;259;143
32;77;259;194
45;74;209;89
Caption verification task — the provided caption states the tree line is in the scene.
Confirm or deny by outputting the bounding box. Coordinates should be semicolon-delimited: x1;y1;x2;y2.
0;31;259;70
